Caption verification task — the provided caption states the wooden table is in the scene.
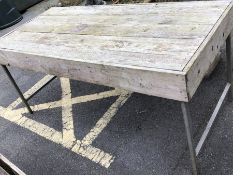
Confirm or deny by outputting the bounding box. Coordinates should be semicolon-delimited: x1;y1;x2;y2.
0;1;233;174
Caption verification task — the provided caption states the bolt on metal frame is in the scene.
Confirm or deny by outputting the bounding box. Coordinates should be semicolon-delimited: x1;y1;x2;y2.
181;33;232;175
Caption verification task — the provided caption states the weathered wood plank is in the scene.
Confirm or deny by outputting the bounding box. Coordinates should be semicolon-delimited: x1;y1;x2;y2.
16;1;226;41
18;22;213;39
36;13;222;27
18;9;218;39
0;40;192;71
0;49;188;101
42;1;229;16
184;2;233;100
5;31;202;55
37;13;222;25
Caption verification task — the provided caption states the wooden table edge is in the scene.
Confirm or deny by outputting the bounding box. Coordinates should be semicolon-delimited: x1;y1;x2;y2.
183;1;233;101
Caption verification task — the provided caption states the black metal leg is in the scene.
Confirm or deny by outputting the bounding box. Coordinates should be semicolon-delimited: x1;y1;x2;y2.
1;65;33;114
226;33;232;102
181;102;198;175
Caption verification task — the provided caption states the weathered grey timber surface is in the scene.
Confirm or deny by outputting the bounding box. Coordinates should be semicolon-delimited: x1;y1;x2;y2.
1;1;233;175
0;1;232;102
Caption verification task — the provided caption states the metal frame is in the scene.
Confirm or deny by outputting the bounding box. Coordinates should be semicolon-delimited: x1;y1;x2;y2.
181;33;232;175
1;65;56;114
0;153;26;175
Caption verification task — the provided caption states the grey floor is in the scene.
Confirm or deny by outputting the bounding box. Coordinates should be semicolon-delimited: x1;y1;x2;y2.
0;1;233;175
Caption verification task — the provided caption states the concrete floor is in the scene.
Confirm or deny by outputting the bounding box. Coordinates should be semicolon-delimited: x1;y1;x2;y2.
1;1;233;175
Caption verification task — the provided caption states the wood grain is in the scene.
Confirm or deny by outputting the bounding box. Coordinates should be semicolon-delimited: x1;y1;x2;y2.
42;2;229;16
0;1;232;102
184;1;233;100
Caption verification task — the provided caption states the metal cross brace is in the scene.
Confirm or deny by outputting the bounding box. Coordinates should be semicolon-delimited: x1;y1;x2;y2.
181;33;232;175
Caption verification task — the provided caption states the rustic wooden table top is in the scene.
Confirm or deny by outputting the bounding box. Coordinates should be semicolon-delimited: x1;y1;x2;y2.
0;1;232;102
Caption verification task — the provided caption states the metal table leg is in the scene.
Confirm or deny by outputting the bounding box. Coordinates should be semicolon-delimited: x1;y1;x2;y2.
0;153;26;175
1;65;33;114
226;33;232;101
181;102;198;175
180;33;232;174
1;65;56;114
